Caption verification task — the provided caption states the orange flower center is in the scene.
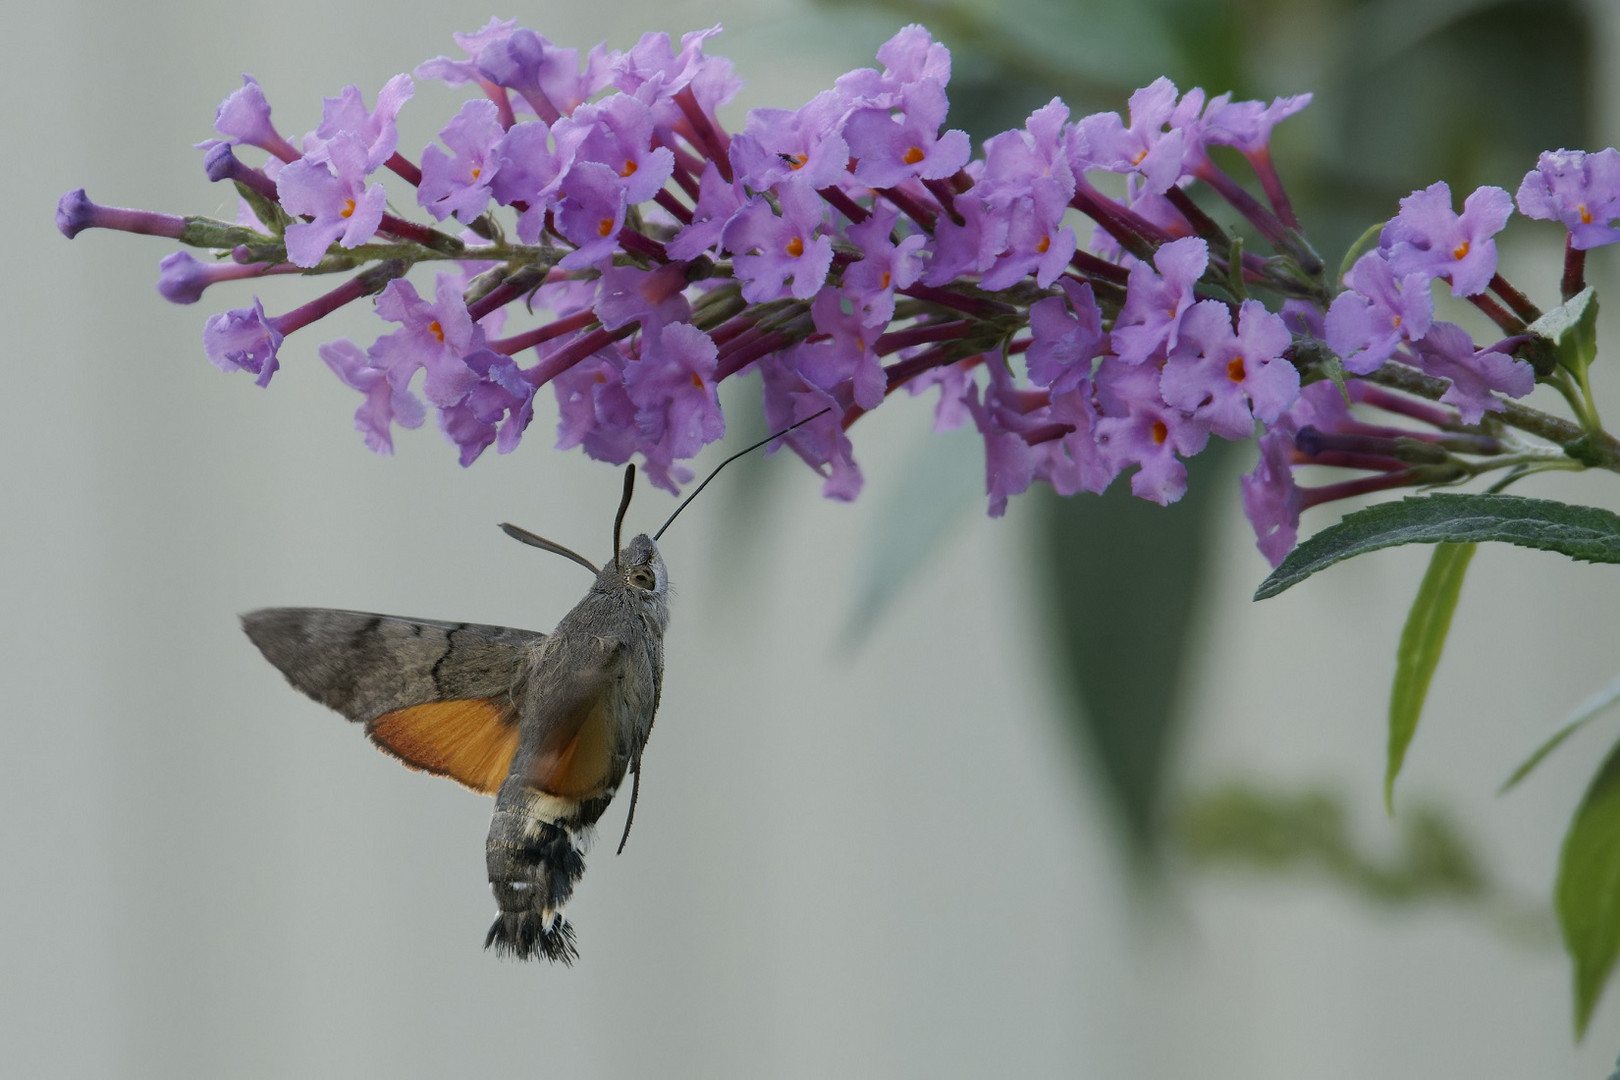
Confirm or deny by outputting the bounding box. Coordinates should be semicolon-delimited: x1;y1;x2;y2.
786;236;805;258
1151;420;1169;445
340;198;356;219
428;320;445;344
902;146;926;165
1451;239;1470;260
597;218;615;238
1226;356;1247;382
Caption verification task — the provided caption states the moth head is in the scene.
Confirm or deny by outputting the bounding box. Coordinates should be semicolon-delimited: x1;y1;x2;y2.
615;533;667;596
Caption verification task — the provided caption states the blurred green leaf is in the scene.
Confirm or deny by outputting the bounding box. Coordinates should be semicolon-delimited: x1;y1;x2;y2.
1557;735;1620;1038
1034;446;1230;854
1386;541;1474;811
1177;782;1485;903
1500;671;1620;795
845;425;983;644
1256;495;1620;600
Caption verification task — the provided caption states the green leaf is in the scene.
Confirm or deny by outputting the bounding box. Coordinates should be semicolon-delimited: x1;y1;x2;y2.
1500;671;1620;794
845;425;982;644
1529;286;1599;378
1556;734;1620;1038
1035;445;1231;856
1385;542;1475;811
1255;494;1620;600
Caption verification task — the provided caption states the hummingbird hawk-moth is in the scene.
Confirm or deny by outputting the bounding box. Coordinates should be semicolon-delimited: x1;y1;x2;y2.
241;415;826;963
244;465;666;964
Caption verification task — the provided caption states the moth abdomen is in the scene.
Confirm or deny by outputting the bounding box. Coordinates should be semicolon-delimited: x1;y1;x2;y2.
483;789;615;963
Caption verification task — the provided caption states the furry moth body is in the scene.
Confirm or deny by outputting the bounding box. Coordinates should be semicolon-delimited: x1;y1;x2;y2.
242;526;669;964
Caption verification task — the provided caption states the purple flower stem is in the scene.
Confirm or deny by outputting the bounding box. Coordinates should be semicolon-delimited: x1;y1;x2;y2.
1355;383;1458;429
487;308;598;355
1562;238;1588;301
484;83;517;130
530;324;636;387
1244;147;1300;230
1467;290;1525;335
1295;448;1407;473
1366;361;1620;465
1489;273;1541;323
883;345;984;394
276;259;407;335
1163;186;1230;248
1069;180;1167;260
897;282;1015;319
873;319;975;357
55;190;186;239
465;266;549;321
665;148;705;200
921;177;960;222
1192;160;1290;248
1299;470;1426;509
675;87;731;182
1067;248;1130;286
385;151;422;187
653;188;694;225
716;327;795;380
616;227;669;263
1295;426;1448;465
517;87;562;125
203;145;280;201
377;213;463;254
1022;421;1076;446
875;185;937;232
817;185;870;226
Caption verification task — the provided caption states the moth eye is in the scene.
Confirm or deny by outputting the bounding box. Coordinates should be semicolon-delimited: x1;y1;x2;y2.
630;568;657;590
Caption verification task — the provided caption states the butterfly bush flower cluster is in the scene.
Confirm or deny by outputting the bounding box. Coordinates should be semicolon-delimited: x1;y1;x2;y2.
56;23;1620;563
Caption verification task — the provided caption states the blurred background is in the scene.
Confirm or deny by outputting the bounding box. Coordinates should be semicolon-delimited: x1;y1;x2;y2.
11;0;1620;1075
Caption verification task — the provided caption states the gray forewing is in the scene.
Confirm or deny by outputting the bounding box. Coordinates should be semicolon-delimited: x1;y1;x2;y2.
242;608;545;721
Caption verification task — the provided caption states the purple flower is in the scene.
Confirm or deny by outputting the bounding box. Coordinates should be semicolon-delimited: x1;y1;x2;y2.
554;351;639;466
594;262;693;335
1072;77;1203;196
759;358;862;500
203;297;283;386
728;92;851;192
840;205;925;327
1515;148;1620;250
797;288;884;409
842;79;970;189
1413;322;1534;424
277;134;387;267
666;162;746;261
1381;181;1513;297
319;339;427;453
623;322;725;489
209;75;298;161
1110;236;1209;365
563;94;675;206
418;99;505;224
1160;299;1298;439
552;161;630;269
1093;356;1210;505
1197;92;1312;156
978;180;1078;290
1241;429;1303;567
1026;278;1104;393
1324;251;1434;374
835;24;953;109
309;74;413;172
369;275;485;406
489;119;583;243
723;183;834;302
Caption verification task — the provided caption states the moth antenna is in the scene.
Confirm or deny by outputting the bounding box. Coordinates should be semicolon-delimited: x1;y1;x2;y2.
652;407;834;541
499;523;599;574
613;464;636;574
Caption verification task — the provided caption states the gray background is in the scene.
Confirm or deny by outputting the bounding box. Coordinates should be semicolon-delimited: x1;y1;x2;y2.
9;0;1620;1076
